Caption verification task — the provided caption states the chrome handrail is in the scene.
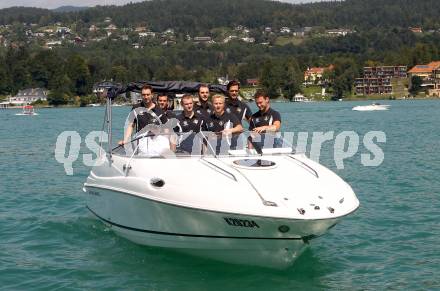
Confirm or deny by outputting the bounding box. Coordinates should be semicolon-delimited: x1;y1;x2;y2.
199;158;237;181
286;155;319;178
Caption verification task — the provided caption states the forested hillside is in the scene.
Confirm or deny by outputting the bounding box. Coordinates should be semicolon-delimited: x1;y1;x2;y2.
1;0;440;104
1;0;440;32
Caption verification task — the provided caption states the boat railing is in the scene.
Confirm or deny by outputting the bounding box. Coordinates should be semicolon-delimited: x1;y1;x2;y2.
111;131;295;159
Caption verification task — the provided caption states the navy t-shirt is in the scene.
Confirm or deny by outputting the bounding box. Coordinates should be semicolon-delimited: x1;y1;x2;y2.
176;112;206;133
163;109;176;120
205;112;241;133
194;101;214;117
249;108;281;130
225;99;252;122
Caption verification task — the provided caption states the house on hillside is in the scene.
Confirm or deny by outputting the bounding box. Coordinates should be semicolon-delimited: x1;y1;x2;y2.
408;61;440;96
9;88;48;105
409;27;423;34
163;28;175;36
304;65;334;85
139;31;156;38
56;27;71;35
45;40;62;49
241;37;255;43
293;27;312;37
105;24;117;31
223;35;238;43
89;25;98;32
293;28;306;37
280;27;291;34
135;26;147;32
193;36;213;44
325;28;353;37
74;36;85;44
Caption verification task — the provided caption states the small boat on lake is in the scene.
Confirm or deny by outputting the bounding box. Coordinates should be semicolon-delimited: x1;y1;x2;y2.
16;105;38;115
87;103;102;107
352;103;390;111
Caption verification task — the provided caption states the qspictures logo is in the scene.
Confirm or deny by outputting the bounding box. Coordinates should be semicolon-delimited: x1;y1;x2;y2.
54;123;386;175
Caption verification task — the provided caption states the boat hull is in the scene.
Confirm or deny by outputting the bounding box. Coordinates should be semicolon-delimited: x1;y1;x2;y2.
352;105;389;111
85;186;339;268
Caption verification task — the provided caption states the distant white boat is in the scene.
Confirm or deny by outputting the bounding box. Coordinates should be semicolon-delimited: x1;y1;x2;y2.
16;105;38;115
352;103;390;111
87;103;102;107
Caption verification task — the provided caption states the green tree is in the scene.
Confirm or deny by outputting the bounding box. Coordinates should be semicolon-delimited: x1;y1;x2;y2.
0;61;10;94
331;58;359;99
409;75;423;96
260;58;302;99
260;59;284;98
47;72;72;106
110;65;129;83
66;55;92;96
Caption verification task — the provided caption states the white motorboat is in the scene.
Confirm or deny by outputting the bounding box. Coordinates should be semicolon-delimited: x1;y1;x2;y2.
15;105;38;115
352;103;390;111
87;103;102;107
83;81;360;268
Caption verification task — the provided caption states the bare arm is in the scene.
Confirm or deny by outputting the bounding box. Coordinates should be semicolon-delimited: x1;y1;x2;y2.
252;120;281;133
118;122;134;145
222;124;243;134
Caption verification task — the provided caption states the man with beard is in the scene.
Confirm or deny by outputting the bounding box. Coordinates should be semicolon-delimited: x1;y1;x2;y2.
249;89;282;149
225;80;252;124
194;84;214;117
157;92;176;120
118;85;174;155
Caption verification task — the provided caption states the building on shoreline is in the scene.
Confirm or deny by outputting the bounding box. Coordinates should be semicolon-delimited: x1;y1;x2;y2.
408;61;440;96
363;66;407;78
355;66;407;95
8;88;48;106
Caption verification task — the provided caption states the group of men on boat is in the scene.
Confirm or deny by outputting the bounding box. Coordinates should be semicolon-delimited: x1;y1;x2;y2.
118;80;282;154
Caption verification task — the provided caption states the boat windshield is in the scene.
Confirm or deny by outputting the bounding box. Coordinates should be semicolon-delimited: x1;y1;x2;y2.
112;131;294;158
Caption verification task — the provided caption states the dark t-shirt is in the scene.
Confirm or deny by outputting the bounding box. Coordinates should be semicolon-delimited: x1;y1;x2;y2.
225;98;252;122
163;109;176;120
194;101;214;117
249;107;281;130
131;102;167;132
176;112;206;133
205;111;241;133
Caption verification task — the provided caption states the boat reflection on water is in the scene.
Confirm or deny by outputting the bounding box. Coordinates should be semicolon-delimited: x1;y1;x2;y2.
83;81;360;268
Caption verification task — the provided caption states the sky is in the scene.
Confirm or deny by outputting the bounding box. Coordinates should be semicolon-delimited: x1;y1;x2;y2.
0;0;321;10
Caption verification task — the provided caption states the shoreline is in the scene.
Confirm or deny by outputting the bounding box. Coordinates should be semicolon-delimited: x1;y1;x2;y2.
1;97;438;109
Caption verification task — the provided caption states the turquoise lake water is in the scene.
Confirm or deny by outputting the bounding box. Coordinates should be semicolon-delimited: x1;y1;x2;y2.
1;100;439;290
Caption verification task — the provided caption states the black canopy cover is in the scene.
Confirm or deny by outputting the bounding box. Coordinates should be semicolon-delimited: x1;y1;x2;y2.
97;81;228;100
